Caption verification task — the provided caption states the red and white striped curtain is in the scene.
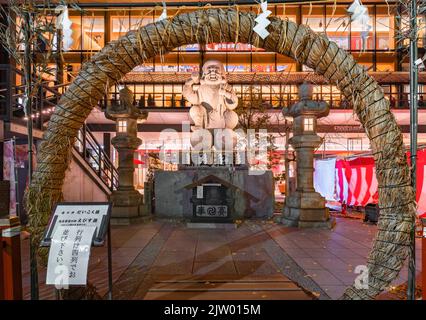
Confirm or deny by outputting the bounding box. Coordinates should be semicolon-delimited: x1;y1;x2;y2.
335;157;378;207
315;150;426;215
412;149;426;215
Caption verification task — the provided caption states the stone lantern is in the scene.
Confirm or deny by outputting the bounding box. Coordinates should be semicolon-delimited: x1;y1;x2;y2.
280;82;335;228
105;86;148;224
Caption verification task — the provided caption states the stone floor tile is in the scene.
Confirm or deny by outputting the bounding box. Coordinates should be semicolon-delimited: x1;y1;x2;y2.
321;285;347;300
303;269;345;286
315;257;351;270
192;260;237;275
195;247;233;262
234;261;281;276
291;257;323;270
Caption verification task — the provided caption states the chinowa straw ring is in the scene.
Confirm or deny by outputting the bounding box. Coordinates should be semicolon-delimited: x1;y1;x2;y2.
26;7;416;300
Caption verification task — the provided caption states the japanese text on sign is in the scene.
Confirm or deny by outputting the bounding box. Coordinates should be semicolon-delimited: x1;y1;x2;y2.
46;225;96;287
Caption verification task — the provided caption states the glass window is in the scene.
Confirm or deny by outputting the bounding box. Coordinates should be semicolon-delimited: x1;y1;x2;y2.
330;85;341;108
376;6;394;50
154;64;178;72
225;52;251;72
313;85;321;101
347;138;363;151
133;64;154;72
111;14;130;41
252;52;275;72
304;117;314;131
418;16;426;47
69;15;104;50
307;17;325;32
130;14;154;30
179;64;199;72
326;7;350;50
205;42;261;52
163;85;173;93
352;53;373;71
302;6;324;32
82;16;104;50
177;44;200;52
154;93;163;107
154;53;178;72
117;119;127;133
164;93;173;107
376;63;394;72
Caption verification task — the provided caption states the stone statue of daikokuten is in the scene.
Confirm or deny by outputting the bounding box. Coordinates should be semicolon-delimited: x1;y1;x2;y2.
183;60;239;132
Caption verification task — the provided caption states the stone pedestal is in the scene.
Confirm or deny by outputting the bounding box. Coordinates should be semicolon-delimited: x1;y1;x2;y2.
281;135;333;228
105;87;150;225
281;83;335;229
282;192;333;228
154;166;274;220
109;133;148;225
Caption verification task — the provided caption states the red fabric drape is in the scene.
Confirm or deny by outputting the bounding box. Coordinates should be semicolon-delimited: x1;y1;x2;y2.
332;150;426;214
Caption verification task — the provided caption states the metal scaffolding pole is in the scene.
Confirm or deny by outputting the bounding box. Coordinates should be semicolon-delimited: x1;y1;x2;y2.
23;8;38;300
408;0;418;301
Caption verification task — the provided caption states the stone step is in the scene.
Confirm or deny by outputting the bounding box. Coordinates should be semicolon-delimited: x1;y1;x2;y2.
186;222;239;229
143;275;313;300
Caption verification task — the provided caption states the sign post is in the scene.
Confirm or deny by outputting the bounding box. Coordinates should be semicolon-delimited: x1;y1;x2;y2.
408;0;419;301
41;202;112;299
107;224;113;300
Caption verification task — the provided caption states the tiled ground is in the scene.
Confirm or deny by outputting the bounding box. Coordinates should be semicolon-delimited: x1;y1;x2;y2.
265;218;422;299
20;217;422;300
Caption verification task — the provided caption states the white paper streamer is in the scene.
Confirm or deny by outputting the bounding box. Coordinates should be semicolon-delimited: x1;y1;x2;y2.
55;5;73;51
347;0;372;50
157;2;167;21
253;0;272;40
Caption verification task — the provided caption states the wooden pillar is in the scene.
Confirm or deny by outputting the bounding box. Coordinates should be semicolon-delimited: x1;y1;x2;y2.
0;230;3;300
0;216;22;300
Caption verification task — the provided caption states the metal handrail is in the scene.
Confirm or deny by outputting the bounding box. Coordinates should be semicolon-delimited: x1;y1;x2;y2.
4;65;118;192
74;123;119;191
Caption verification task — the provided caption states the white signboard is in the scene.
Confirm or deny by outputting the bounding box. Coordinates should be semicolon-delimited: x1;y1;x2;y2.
46;225;96;287
197;186;203;199
42;202;111;247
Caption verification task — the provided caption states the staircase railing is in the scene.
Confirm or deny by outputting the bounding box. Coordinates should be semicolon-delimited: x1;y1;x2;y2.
74;123;119;192
4;65;118;192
